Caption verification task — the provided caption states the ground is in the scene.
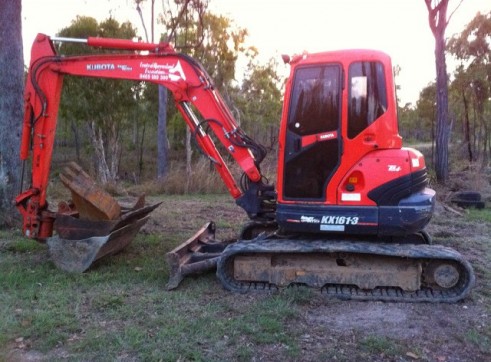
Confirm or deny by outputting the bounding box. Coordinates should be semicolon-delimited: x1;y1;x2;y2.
1;192;490;361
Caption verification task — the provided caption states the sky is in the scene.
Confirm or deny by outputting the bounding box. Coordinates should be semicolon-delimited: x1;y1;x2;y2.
21;0;491;105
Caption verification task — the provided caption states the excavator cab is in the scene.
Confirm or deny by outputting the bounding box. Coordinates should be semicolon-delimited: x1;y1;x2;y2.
276;51;434;239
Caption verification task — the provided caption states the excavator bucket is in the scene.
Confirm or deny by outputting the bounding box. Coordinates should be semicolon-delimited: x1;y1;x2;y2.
165;222;232;290
59;162;121;221
47;163;160;272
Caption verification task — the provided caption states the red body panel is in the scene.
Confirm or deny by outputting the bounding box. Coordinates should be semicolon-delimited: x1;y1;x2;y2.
336;147;427;205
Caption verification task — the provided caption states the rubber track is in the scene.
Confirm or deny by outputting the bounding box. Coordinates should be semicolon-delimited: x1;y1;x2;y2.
216;237;475;303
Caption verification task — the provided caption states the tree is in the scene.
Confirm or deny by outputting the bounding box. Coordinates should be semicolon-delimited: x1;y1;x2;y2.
448;11;491;164
0;0;23;226
163;0;209;178
416;82;438;161
136;0;170;179
193;13;247;95
58;17;139;183
136;0;209;179
424;0;463;183
449;65;475;162
237;56;283;148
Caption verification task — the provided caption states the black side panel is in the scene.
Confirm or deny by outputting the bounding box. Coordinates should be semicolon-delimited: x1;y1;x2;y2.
368;169;428;206
276;204;379;235
277;187;435;237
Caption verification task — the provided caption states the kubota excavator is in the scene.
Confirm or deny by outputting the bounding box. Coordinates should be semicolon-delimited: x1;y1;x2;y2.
16;33;475;302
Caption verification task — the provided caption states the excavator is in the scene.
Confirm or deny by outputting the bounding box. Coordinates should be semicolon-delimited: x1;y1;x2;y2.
15;33;475;302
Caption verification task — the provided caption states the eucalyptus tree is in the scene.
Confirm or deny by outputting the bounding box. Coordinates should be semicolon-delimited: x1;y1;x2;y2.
0;0;23;225
448;11;491;164
424;0;464;183
163;9;249;176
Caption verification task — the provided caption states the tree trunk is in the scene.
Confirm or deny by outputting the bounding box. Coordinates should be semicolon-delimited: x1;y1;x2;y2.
87;120;121;184
185;127;193;192
108;122;121;183
434;34;450;183
88;122;110;184
479;107;488;167
425;0;451;184
461;91;473;162
138;120;146;179
0;0;23;226
71;120;81;162
157;86;169;179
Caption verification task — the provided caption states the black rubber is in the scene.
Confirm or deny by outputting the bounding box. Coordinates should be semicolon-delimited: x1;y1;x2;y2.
451;191;486;209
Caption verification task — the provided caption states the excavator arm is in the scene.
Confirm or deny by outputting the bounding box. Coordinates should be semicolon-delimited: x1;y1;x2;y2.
16;33;275;240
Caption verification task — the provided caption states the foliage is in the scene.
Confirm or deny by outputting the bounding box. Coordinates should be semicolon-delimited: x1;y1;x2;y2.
57;17;139;183
407;10;491;174
47;7;283;187
447;11;491;166
196;13;248;90
235;57;283;148
158;9;283;162
398;84;435;143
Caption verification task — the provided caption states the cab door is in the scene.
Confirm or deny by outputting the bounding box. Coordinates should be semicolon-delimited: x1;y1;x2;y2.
282;64;342;200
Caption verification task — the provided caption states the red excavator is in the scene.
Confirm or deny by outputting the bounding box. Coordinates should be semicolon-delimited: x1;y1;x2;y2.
16;33;474;302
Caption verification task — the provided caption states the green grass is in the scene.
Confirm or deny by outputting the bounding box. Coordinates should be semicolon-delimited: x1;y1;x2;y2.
464;328;491;354
0;223;301;360
0;261;82;351
465;207;491;223
360;336;402;357
2;193;491;361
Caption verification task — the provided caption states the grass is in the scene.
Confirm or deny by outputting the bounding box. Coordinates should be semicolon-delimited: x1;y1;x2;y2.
464;328;491;354
1;192;491;361
0;217;301;360
465;207;491;223
359;336;402;357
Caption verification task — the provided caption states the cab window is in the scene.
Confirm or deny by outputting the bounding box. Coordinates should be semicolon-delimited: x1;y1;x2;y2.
348;61;387;139
288;65;341;136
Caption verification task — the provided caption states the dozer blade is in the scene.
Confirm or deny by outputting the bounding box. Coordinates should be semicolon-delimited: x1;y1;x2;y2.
165;222;231;290
59;162;121;220
48;216;150;272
